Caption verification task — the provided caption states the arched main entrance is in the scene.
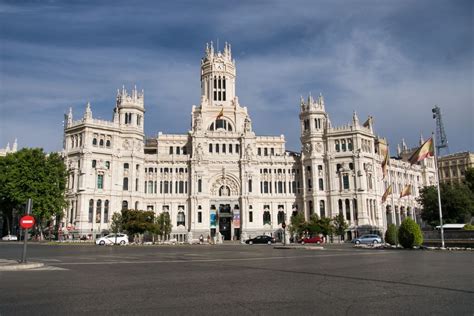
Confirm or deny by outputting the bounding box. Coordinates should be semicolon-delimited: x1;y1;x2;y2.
209;174;241;241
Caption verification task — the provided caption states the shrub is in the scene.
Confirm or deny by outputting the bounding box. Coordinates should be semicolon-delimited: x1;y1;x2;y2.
463;224;474;230
384;224;398;245
398;218;423;248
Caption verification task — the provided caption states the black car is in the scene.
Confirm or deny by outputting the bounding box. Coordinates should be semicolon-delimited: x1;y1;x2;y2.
245;235;275;245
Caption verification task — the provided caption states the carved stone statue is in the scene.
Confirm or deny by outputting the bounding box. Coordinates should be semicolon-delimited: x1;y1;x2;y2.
244;116;252;133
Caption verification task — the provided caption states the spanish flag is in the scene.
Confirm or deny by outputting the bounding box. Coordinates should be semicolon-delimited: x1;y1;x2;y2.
379;142;389;179
400;184;412;198
216;107;224;119
363;116;373;128
408;137;434;165
381;185;392;203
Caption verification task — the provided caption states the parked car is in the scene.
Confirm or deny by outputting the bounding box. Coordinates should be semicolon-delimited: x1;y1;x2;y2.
352;234;382;245
245;235;275;245
95;233;129;245
2;234;18;241
300;236;324;245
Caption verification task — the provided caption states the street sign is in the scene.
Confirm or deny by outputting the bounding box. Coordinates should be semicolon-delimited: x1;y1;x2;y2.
20;215;35;229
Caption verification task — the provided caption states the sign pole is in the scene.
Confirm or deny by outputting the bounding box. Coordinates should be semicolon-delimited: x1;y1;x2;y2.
21;198;32;263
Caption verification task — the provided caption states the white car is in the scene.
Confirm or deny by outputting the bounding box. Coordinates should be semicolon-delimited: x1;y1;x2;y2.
2;234;18;241
95;234;129;245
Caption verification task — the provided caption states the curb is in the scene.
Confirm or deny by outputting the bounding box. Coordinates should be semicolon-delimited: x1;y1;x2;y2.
0;261;44;271
274;245;324;250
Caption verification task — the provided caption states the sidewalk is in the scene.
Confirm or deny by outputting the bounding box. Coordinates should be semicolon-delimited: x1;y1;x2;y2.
0;259;44;271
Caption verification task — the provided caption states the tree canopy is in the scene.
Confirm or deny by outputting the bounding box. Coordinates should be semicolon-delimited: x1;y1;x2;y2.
418;183;474;227
0;148;67;234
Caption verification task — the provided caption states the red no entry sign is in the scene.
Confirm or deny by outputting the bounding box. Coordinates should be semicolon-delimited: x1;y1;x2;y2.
20;215;35;229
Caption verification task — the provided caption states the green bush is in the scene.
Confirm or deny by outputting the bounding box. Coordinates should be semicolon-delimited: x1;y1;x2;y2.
384;224;398;245
398;218;423;248
463;224;474;230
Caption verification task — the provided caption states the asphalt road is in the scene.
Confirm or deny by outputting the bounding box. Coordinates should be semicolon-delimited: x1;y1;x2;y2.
0;242;473;315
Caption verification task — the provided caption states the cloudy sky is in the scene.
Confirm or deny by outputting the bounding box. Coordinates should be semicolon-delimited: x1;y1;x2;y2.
1;0;472;155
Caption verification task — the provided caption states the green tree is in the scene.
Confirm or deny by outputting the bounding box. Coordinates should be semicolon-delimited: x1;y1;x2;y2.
0;149;67;239
384;224;398;245
289;212;306;241
418;184;474;226
333;214;348;240
110;212;123;244
398;218;423;248
316;216;334;239
121;209;155;242
156;212;172;241
306;214;321;235
464;167;474;193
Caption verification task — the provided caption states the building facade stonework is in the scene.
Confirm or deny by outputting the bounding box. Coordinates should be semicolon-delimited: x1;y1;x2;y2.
62;43;436;241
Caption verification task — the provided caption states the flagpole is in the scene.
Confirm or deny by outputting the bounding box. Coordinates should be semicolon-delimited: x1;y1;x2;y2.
432;133;445;248
388;145;396;227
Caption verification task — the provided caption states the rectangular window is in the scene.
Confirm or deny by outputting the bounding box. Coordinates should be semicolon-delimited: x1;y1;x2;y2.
169;147;173;155
209;144;213;153
249;211;253;222
222;144;226;153
198;179;202;193
271;148;275;156
258;148;261;156
343;174;350;189
198;211;202;223
216;144;220;153
248;179;252;193
236;144;239;153
97;174;103;189
229;144;233;153
264;148;268;156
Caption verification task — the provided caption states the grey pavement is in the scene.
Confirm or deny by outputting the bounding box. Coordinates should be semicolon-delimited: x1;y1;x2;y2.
0;242;473;315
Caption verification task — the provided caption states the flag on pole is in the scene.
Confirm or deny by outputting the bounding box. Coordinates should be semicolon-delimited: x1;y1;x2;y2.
363;116;373;128
381;185;392;203
408;137;434;165
400;184;412;198
216;107;224;119
379;142;389;179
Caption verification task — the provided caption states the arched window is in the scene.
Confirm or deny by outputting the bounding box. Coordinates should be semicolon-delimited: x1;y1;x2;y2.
308;200;313;215
319;200;325;218
198;179;202;193
341;140;346;151
124;163;129;170
263;211;271;225
104;200;109;223
319;178;324;191
338;199;343;216
123;177;129;191
335;140;340;152
88;199;94;223
135;201;139;210
348;139;353;151
177;212;185;226
147;181;153;194
353;199;358;221
219;185;230;196
92;138;97;146
99;139;104;147
345;199;351;220
122;200;128;210
277;210;285;224
106;140;111;147
209;119;233;131
96;200;102;223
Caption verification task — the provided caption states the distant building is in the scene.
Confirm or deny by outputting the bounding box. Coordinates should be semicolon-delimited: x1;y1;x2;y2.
0;139;18;157
438;152;474;185
62;43;436;242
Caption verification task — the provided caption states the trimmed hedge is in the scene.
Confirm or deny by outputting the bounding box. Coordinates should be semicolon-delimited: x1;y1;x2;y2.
384;224;398;245
398;218;423;248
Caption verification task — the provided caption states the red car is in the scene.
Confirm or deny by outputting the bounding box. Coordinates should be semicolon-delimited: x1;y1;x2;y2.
301;236;324;245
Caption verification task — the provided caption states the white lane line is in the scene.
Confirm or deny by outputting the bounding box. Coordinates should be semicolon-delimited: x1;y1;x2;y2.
52;251;395;266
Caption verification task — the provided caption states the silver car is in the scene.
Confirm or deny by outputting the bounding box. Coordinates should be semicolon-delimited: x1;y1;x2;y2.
352;234;382;245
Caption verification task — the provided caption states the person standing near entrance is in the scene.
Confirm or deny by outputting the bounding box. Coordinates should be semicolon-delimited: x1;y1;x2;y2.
199;234;204;244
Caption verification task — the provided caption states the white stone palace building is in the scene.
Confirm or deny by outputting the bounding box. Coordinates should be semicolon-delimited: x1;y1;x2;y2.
62;43;436;241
